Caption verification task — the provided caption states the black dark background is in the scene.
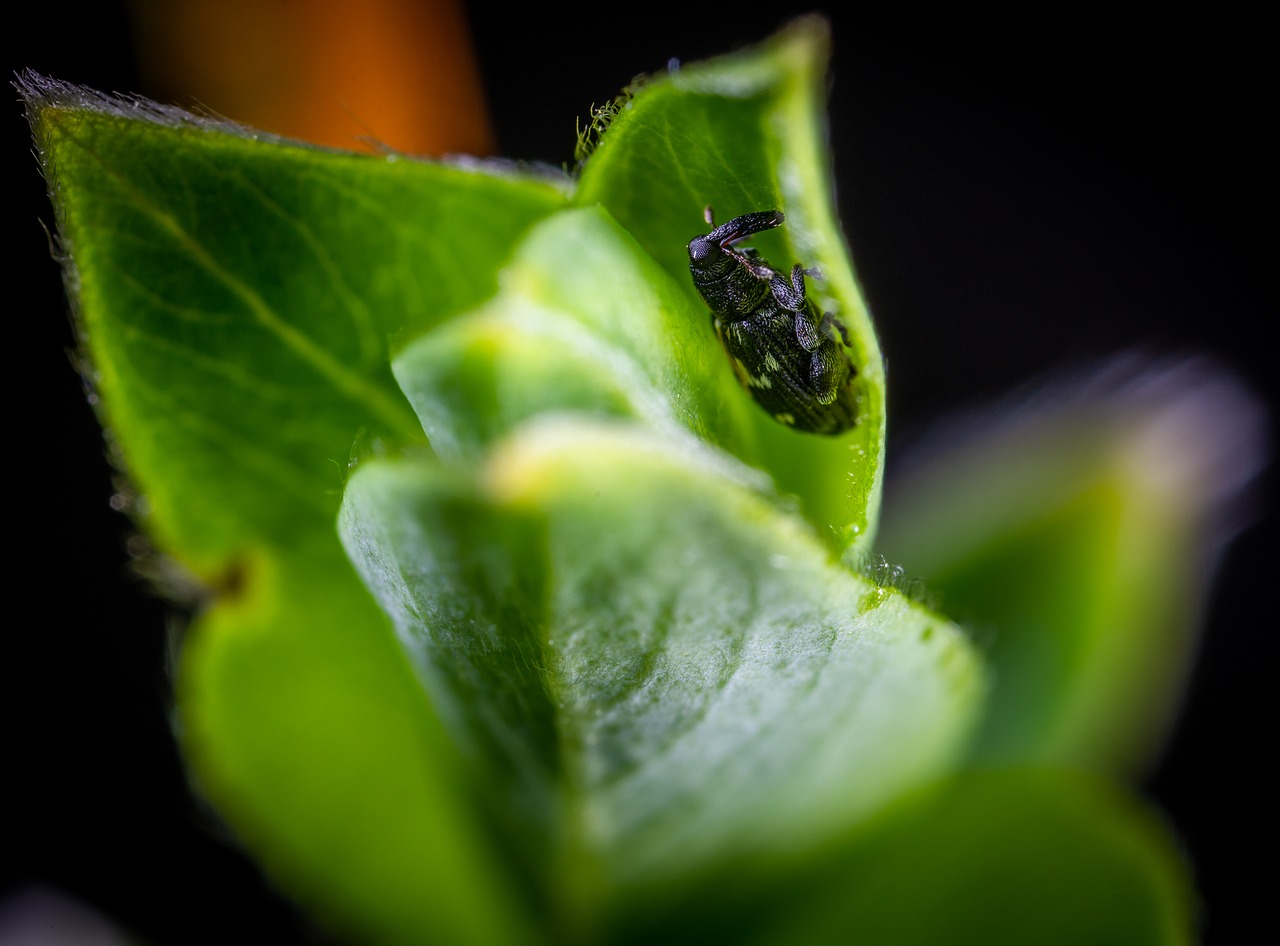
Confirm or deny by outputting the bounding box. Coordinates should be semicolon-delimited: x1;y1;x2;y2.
5;3;1272;943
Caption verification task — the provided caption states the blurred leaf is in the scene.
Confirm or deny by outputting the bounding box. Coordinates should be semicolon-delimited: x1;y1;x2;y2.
339;421;983;920
764;769;1194;946
619;769;1193;946
877;358;1264;773
576;18;885;556
181;547;538;945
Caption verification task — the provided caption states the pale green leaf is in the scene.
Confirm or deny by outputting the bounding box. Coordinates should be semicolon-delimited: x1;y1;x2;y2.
339;421;983;924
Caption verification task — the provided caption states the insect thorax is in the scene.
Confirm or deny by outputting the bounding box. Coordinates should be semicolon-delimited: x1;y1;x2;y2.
692;266;773;321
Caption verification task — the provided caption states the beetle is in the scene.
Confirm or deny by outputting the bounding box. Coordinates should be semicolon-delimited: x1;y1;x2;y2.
687;207;859;435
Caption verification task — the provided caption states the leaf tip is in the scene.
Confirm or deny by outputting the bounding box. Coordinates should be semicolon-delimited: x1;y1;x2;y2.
13;68;281;145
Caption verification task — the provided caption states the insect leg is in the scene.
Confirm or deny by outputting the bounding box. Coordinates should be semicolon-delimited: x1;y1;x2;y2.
770;264;809;312
808;347;842;405
819;311;852;346
793;307;823;352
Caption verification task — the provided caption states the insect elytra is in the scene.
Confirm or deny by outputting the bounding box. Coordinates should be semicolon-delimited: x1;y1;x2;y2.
687;208;859;435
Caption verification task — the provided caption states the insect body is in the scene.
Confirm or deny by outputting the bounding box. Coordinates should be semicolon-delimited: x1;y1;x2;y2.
688;208;859;435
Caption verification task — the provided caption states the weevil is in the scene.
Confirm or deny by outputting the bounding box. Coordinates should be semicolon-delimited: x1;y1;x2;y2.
688;208;859;435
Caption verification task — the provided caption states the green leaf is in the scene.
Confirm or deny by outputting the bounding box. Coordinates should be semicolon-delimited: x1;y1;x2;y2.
761;769;1194;945
576;18;885;556
24;74;564;566
391;206;755;463
617;769;1193;945
22;73;564;943
877;360;1263;773
339;421;983;925
180;547;538;945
